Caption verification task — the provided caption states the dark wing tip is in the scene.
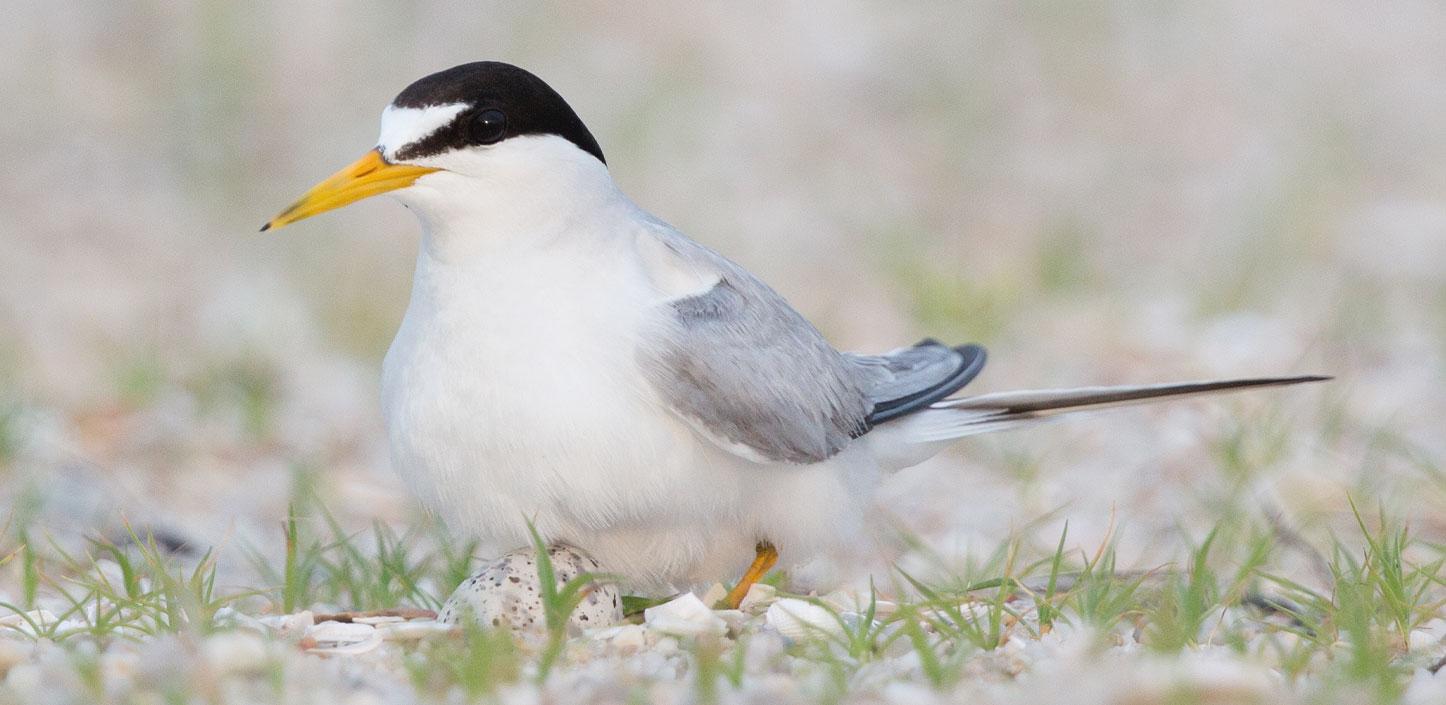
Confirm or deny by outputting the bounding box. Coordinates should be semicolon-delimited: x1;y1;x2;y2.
867;342;988;424
955;343;987;363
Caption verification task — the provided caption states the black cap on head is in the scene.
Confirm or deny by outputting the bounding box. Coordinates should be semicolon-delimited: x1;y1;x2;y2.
390;62;605;165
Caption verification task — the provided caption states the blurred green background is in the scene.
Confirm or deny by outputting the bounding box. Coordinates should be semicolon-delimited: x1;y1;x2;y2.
0;0;1442;576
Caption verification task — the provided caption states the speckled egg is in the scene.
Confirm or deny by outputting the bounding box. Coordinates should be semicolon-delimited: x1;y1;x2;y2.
438;544;623;633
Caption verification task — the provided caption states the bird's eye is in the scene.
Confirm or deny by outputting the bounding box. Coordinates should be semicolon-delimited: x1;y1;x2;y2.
470;109;507;145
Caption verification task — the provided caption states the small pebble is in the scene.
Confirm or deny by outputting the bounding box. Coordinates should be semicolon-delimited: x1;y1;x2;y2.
609;625;647;653
715;609;750;634
738;583;778;614
202;632;270;675
1409;629;1438;652
4;662;42;695
653;636;680;655
882;680;943;705
700;583;728;608
101;650;139;686
0;639;31;677
1405;666;1446;704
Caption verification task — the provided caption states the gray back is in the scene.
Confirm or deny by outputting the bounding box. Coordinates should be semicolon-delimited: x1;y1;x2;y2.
639;226;985;464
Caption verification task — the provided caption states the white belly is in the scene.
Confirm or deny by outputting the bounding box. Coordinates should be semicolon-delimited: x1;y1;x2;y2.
382;243;757;588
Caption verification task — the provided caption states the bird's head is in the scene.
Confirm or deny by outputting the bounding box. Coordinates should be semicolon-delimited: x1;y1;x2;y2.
262;61;607;232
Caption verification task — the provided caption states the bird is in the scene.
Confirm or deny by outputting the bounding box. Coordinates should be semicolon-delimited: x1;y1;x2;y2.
263;61;1326;607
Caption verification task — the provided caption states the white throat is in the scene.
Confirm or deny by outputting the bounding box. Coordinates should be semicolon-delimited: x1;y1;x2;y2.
388;135;622;263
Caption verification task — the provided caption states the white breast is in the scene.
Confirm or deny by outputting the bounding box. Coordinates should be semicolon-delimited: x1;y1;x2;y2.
380;217;744;568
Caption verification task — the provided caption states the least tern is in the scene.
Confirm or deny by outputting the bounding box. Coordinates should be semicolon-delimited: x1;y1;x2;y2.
264;61;1325;605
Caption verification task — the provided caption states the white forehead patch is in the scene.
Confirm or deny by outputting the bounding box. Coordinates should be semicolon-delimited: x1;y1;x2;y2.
377;103;468;160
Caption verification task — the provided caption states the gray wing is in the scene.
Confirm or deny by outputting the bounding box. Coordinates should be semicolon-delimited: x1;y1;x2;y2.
637;228;988;464
638;232;872;464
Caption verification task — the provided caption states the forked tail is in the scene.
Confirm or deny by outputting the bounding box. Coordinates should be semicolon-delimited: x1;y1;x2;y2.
903;375;1329;443
866;374;1328;469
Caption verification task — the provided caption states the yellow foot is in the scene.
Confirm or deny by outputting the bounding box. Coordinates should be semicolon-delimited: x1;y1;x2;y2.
723;541;778;609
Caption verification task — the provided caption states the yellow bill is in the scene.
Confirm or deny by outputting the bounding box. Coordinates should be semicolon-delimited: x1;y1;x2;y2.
261;149;438;231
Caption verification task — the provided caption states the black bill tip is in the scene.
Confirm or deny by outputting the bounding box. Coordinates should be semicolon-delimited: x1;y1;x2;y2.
259;222;272;232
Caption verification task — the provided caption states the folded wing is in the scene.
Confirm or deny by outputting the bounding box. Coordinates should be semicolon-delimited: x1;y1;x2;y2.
847;340;988;424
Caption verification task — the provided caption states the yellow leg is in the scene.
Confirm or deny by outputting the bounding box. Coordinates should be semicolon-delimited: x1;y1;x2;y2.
724;542;778;609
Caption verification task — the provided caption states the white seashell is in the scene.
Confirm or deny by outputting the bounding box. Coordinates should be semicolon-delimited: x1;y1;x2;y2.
643;593;727;637
588;625;626;639
821;589;898;618
737;583;778;614
307;637;382;656
919;602;993;631
211;607;267;633
351;615;405;625
304;621;382;655
305;620;375;643
51;620;92;637
376;620;456;642
439;544;622;633
0;610;58;631
766;598;843;640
